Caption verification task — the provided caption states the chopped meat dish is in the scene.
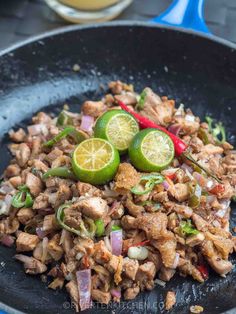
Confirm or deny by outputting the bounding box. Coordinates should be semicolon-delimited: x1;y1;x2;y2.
0;81;235;312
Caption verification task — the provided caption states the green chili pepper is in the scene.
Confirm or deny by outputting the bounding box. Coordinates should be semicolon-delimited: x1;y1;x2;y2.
232;195;236;202
131;173;164;195
43;126;75;148
57;110;74;127
42;167;77;180
56;204;95;238
198;128;210;145
180;220;199;236
188;184;202;209
12;185;34;209
206;116;226;144
95;219;105;237
136;90;147;110
111;225;122;232
69;129;88;144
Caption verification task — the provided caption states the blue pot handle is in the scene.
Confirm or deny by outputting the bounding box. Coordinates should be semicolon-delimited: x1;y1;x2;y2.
152;0;211;35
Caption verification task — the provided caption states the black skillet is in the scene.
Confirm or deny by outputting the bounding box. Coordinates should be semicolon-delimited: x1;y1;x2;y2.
0;0;236;313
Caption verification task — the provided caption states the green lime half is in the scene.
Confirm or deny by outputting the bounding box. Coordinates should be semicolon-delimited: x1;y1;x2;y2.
72;138;120;185
94;109;139;153
128;128;174;172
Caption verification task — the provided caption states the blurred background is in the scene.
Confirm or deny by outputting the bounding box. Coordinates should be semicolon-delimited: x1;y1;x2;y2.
0;0;236;50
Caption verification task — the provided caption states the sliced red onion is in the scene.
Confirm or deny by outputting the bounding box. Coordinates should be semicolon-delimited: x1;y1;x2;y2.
110;230;123;256
162;180;170;191
36;227;48;239
110;288;121;299
181;163;193;174
0;184;14;195
185;114;195;122
27;124;48;136
168;124;181;136
80;115;94;134
76;269;92;311
171;253;180;269
0;234;15;247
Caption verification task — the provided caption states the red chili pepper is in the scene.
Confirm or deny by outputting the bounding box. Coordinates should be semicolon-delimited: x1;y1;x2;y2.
197;264;209;280
118;100;221;183
129;239;150;248
209;184;225;195
165;173;176;181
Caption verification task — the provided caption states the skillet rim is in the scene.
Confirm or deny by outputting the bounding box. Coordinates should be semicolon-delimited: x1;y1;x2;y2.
0;20;236;314
0;20;236;58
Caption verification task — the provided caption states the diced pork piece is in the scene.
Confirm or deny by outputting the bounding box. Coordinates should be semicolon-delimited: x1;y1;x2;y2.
186;232;205;247
140;88;174;126
206;255;233;276
121;215;136;230
16;232;40;252
0;217;19;234
33;159;49;172
47;234;64;261
76;197;108;219
135;261;156;282
122;257;139;280
199;144;224;156
115;93;137;106
48;277;64;290
76;182;102;197
33;193;49;210
152;191;169;203
159;266;176;282
46;148;63;164
9;128;26;143
25;173;43;197
125;198;144;217
91;289;111;304
165;291;176;310
32;112;52;125
17;208;34;225
15;143;31;167
9;176;22;187
93;241;112;264
168;183;189;202
15;254;47;274
152;237;177;268
82;100;106;117
147;250;163;272
114;163;140;195
205;232;234;259
109;80;133;94
105;254;120;273
178;258;204;282
124;285;140;300
66;280;79;312
42;214;58;233
192;213;209;231
63;206;82;230
4;164;21;178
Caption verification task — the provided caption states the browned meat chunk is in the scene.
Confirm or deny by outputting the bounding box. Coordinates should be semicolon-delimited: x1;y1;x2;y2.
114;163;140;195
186;232;205;247
47;234;64;261
125;198;144;217
46;148;63;164
15;143;31;167
43;214;59;232
192;213;208;231
66;280;79;312
15;254;47;274
123;257;139;280
76;197;108;219
48;277;64;290
16;232;40;252
178;258;204;282
91;289;111;304
159;266;176;282
9;176;22;187
0;217;19;234
115;93;137;106
124;285;140;300
136;261;156;282
33;193;49;210
109;80;133;94
4;164;21;178
76;182;102;197
17;208;34;225
165;291;176;310
9;128;26;142
63;206;82;230
26;173;43;197
168;183;189;202
82;101;106;117
152;237;177;268
93;241;112;264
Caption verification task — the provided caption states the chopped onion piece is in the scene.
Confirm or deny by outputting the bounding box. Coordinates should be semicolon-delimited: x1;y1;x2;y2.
185;114;195;122
110;288;121;298
76;252;84;261
128;246;148;260
181;163;193;174
104;236;112;252
110;230;123;256
168;124;181;136
206;180;214;189
80;115;94;134
0;234;15;247
36;227;48;239
76;269;92;311
162;180;170;190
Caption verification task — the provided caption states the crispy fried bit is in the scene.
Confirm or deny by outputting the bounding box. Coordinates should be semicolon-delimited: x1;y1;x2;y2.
114;163;140;195
165;291;176;310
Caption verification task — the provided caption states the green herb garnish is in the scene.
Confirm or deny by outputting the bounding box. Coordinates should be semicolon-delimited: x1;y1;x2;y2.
131;173;164;195
12;185;33;209
180;220;199;236
206;116;226;144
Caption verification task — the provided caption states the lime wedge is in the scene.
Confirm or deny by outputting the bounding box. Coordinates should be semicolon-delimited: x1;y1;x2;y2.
72;138;120;185
128;128;174;171
94;110;139;153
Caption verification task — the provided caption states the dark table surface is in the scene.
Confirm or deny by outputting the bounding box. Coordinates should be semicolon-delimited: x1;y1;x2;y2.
0;0;236;51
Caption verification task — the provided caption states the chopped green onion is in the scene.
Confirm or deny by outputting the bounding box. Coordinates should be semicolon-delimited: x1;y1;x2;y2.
206;116;226;144
111;225;122;232
43;126;75;148
131;173;164;195
42;167;76;180
180;220;199;236
57;110;74;127
198;128;210;145
56;204;95;238
136;90;147;110
12;185;33;209
95;219;105;237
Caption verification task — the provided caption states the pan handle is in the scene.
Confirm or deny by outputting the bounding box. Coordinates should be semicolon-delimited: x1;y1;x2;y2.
152;0;211;35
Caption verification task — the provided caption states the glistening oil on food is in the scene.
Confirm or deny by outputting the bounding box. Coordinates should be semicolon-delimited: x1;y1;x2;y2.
0;81;235;313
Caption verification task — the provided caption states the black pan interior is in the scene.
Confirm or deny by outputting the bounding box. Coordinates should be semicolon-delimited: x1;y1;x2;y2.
0;22;235;314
